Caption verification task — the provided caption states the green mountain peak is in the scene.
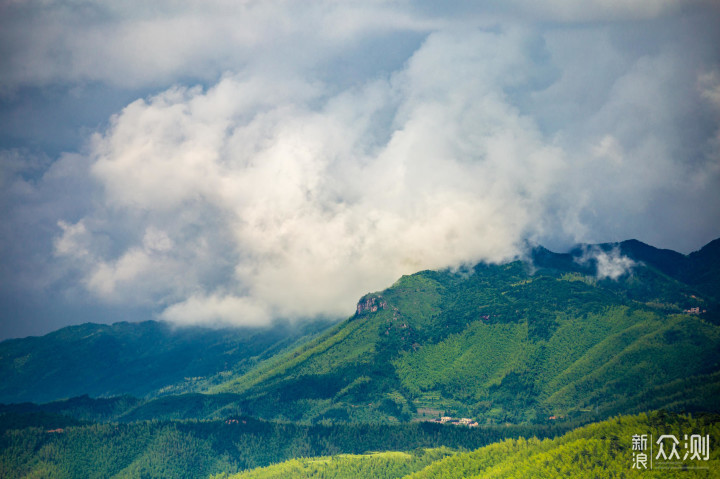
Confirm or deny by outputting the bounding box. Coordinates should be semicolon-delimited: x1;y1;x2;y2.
212;238;720;425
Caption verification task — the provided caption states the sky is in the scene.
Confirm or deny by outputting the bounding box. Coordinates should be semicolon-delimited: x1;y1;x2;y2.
1;0;719;340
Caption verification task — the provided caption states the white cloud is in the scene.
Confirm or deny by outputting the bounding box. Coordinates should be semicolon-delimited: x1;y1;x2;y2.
700;70;720;108
47;19;720;326
161;294;271;327
0;0;437;92
55;220;92;260
4;0;716;93
592;135;624;166
2;2;719;333
576;246;636;280
53;29;570;324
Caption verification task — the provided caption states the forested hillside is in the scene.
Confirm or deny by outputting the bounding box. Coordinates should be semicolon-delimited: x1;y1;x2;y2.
5;239;714;426
403;411;720;478
0;319;331;404
2;408;717;478
213;412;720;478
2;239;719;477
211;239;720;424
0;412;561;478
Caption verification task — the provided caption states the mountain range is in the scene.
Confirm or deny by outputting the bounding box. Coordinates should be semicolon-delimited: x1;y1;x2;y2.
0;318;331;404
2;238;719;423
1;238;719;476
208;238;720;424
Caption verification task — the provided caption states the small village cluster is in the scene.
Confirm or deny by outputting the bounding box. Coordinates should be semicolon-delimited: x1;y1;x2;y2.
430;416;480;427
224;418;247;425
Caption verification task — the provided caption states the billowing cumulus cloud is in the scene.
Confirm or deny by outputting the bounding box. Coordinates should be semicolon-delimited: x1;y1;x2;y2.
48;26;719;326
1;1;719;334
55;30;562;324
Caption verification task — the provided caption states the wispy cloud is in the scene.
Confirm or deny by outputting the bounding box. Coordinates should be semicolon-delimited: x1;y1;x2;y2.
575;246;637;280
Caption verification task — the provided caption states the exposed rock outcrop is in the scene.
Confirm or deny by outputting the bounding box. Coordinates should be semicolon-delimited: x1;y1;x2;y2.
356;295;387;315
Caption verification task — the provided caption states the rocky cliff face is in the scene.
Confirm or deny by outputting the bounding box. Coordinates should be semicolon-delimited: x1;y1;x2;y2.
356;295;387;315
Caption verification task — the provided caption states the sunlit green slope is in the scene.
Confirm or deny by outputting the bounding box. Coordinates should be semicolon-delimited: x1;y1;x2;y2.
404;411;720;478
215;412;719;479
211;449;455;479
214;239;720;424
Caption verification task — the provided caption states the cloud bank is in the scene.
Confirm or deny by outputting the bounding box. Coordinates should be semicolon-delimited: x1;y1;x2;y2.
55;31;558;324
1;1;719;332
